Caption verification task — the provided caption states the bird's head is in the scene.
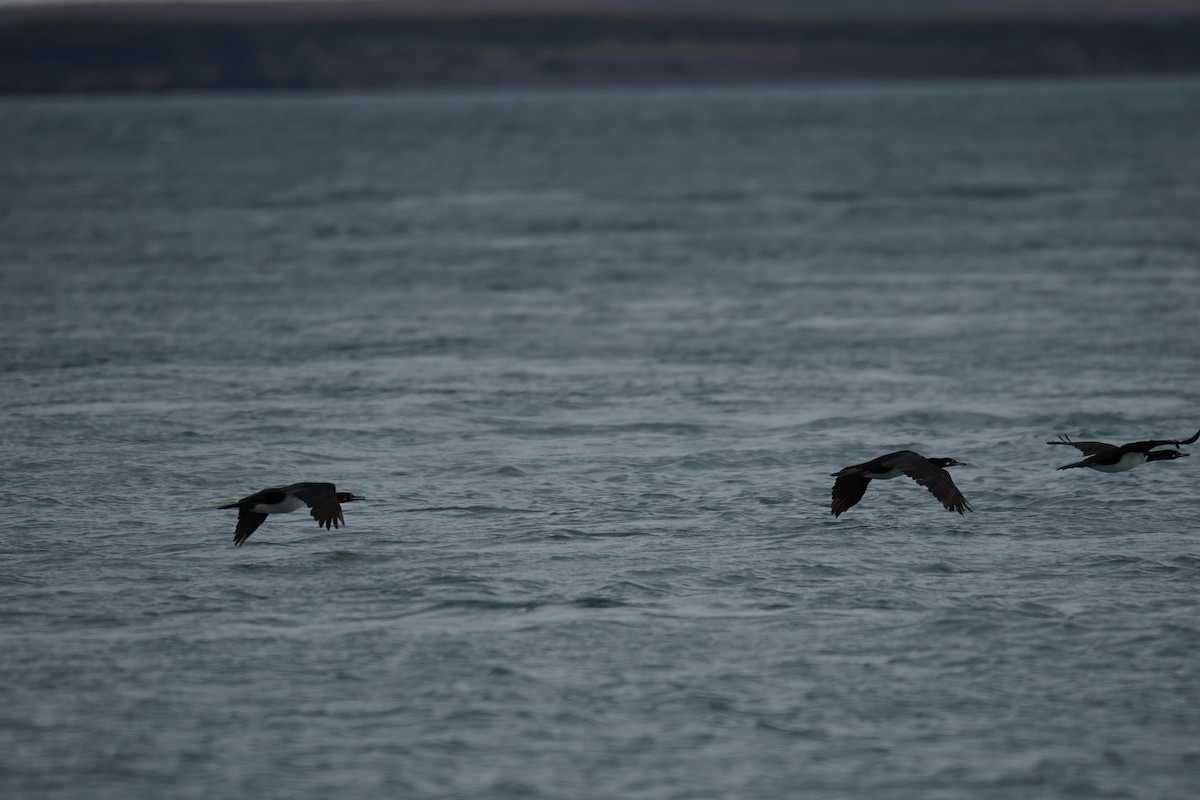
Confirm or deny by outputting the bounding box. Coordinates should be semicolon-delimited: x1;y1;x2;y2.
930;457;965;469
1147;450;1189;463
337;491;366;502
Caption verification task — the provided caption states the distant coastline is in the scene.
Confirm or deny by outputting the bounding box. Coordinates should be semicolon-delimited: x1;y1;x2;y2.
4;1;1200;93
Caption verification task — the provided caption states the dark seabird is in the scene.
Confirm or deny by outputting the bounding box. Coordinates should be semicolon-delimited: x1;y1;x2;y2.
219;482;365;546
1048;428;1199;473
830;450;971;517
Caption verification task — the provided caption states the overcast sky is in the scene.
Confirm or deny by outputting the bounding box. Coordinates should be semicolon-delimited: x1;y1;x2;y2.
1;0;1195;17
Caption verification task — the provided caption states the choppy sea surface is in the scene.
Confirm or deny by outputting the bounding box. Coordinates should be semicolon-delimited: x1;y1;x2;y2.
3;79;1200;799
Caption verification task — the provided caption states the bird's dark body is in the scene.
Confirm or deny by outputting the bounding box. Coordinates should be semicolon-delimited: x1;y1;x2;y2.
1048;429;1199;472
830;450;970;517
220;482;364;546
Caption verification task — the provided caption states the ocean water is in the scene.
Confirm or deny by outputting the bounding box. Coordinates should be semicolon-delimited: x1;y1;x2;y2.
2;79;1200;799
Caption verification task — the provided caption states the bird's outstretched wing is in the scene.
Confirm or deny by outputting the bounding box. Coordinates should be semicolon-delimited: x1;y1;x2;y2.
1046;435;1119;457
286;482;346;530
233;509;269;547
1123;427;1200;452
895;453;971;514
1122;438;1186;454
831;475;870;517
219;486;286;510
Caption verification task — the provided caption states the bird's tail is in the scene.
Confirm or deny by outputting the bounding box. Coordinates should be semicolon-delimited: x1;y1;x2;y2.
218;502;240;509
1056;460;1088;471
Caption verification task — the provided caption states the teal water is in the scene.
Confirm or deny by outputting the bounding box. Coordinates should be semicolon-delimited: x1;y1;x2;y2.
2;80;1200;799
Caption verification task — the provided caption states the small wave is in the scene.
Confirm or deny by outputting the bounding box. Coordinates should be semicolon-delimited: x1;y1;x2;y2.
431;597;546;613
1076;554;1186;575
549;527;651;539
572;596;630;609
320;550;376;563
411;504;544;515
935;182;1046;200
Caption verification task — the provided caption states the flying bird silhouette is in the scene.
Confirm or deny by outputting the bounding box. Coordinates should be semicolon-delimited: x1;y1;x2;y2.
830;450;971;517
219;482;365;546
1048;428;1199;472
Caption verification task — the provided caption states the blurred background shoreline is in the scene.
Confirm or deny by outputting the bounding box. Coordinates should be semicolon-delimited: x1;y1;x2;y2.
4;0;1200;94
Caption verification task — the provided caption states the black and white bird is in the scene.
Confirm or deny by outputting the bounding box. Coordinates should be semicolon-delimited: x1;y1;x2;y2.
219;482;365;546
1048;429;1199;473
830;450;971;517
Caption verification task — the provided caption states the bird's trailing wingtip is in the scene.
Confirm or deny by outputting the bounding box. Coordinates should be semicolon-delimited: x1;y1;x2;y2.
1173;428;1200;447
